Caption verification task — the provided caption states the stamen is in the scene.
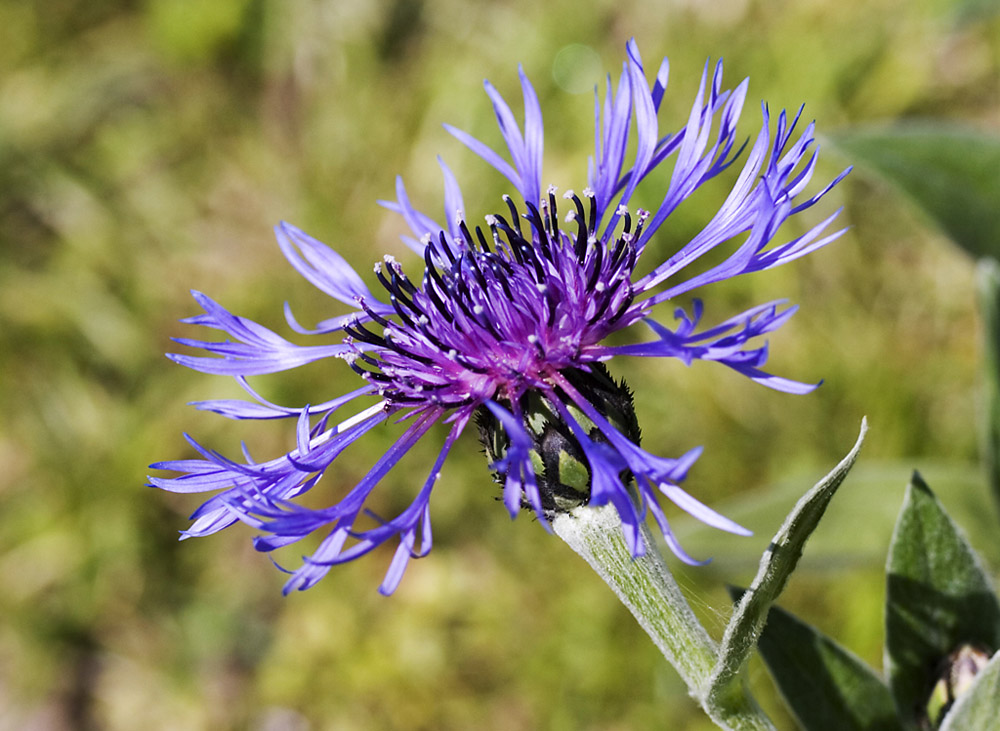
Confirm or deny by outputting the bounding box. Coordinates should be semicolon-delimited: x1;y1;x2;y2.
359;302;395;329
422;250;456;324
586;237;605;290
521;201;552;262
390;266;420;297
585;190;597;235
430;231;457;266
458;221;476;249
381;286;418;329
502;195;523;238
572;218;589;262
609;235;630;269
356;352;385;369
608;289;635;325
348;359;392;382
632;209;649;246
343;321;388;347
547;186;560;239
474;225;492;253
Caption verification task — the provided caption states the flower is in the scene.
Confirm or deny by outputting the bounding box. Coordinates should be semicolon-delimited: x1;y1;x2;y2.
150;40;849;595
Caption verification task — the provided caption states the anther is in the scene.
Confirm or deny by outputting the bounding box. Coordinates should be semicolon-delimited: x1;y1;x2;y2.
459;220;476;249
547;187;560;238
586;237;605;290
502;196;523;238
474;226;492;253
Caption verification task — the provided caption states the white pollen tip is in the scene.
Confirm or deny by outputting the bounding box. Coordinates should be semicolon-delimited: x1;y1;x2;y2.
527;334;538;344
473;305;484;315
616;204;629;216
594;281;606;292
484;214;498;226
547;184;558;195
565;212;577;223
535;283;547;293
502;194;512;202
383;254;397;264
420;233;432;245
562;189;575;200
582;187;595;198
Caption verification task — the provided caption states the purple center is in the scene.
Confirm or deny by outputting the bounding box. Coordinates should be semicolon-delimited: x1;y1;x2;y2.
347;189;645;410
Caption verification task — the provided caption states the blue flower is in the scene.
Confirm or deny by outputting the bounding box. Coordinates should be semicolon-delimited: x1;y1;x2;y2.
150;40;849;595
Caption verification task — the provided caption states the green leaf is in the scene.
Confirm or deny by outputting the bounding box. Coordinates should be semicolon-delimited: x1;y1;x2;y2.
939;650;1000;731
884;473;1000;725
977;258;1000;520
829;124;1000;260
707;419;868;704
730;590;902;731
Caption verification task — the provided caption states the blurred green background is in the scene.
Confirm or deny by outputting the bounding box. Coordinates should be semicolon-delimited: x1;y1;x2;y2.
2;0;999;729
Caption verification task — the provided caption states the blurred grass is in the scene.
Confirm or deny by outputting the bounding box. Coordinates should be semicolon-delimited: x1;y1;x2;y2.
1;0;999;729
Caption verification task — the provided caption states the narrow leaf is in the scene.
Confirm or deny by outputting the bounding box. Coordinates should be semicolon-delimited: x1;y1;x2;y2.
939;649;1000;731
977;258;1000;520
884;473;1000;725
730;589;902;731
708;419;868;702
829;124;1000;260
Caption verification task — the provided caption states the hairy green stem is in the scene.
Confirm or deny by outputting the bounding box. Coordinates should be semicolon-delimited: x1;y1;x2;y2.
553;503;775;730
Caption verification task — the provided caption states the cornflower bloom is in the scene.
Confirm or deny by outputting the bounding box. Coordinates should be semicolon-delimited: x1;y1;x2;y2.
151;40;848;595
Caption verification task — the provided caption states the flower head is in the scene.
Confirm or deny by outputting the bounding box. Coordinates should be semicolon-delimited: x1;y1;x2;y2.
150;40;849;595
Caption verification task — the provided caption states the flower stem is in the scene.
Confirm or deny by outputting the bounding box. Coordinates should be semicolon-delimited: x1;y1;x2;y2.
553;503;775;731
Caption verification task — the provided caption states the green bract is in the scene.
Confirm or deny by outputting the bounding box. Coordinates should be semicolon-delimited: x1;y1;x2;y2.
477;363;641;515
